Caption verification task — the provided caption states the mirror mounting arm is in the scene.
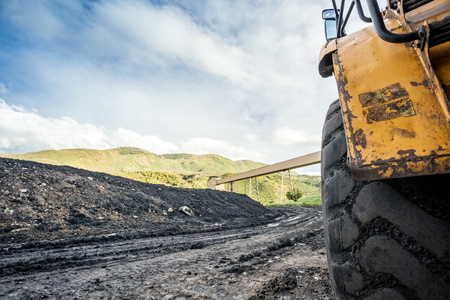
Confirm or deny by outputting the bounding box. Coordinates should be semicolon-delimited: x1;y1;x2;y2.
355;0;371;23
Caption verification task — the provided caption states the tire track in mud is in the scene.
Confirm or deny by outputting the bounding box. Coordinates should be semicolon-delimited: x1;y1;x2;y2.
0;211;319;277
0;207;331;299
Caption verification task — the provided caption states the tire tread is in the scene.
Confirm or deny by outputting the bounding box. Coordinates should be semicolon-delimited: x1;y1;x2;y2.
321;100;450;299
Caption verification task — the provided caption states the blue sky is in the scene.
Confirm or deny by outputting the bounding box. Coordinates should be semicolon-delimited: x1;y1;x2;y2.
0;0;369;174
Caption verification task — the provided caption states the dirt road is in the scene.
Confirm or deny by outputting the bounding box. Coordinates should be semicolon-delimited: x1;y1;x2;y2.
0;206;330;299
0;158;331;299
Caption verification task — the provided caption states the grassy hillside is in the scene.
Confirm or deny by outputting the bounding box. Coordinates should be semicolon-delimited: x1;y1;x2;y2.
221;173;321;206
1;147;265;174
1;147;321;206
113;170;320;206
114;171;212;189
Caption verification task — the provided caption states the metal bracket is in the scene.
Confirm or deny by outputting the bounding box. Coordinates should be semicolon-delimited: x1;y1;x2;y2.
366;0;426;44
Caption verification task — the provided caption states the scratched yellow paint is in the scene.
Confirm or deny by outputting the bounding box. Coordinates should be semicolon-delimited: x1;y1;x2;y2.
332;19;450;180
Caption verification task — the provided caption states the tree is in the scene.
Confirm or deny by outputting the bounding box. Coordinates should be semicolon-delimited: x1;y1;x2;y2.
286;188;304;201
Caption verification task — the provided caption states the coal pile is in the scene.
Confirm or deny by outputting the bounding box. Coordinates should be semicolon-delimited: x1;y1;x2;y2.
0;158;280;246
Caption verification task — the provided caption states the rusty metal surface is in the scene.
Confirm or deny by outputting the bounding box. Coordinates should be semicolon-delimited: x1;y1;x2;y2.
332;17;450;181
359;83;417;124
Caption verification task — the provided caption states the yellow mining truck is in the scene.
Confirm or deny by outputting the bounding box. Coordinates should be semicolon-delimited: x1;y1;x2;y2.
318;0;449;298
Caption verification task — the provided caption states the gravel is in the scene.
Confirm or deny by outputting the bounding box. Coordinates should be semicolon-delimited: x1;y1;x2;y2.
0;158;331;299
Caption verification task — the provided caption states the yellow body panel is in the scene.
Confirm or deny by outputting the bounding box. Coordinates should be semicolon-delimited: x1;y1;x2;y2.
333;19;450;180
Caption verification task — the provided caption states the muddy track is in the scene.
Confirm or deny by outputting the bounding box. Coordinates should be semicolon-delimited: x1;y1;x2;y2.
0;207;331;299
0;158;331;299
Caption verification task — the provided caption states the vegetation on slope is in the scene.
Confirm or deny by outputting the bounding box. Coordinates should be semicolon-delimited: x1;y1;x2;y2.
265;196;322;208
114;171;212;189
221;173;320;206
112;170;320;206
1;147;266;174
1;147;321;206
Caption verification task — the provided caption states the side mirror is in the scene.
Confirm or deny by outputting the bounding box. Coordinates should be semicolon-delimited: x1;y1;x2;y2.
322;9;337;19
322;9;338;42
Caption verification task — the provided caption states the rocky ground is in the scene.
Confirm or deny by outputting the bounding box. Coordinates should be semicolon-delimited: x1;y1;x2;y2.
0;158;331;299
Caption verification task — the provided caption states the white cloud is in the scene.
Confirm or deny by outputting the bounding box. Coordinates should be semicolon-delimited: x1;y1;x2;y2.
181;137;267;162
91;1;255;86
0;99;111;153
2;1;61;41
114;128;178;154
0;99;180;154
0;0;335;174
0;83;10;95
0;99;267;163
274;127;320;146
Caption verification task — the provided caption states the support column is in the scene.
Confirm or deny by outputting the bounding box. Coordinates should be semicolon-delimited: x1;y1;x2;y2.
280;171;284;204
255;177;260;202
288;170;294;194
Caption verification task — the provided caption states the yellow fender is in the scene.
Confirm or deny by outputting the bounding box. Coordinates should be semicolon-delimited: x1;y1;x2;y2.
320;2;450;180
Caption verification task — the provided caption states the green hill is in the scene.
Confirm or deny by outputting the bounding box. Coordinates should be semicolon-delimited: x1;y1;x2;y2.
220;172;321;206
1;147;321;206
0;147;265;174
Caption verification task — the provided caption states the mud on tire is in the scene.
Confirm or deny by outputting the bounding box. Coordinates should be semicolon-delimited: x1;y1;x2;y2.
321;100;450;299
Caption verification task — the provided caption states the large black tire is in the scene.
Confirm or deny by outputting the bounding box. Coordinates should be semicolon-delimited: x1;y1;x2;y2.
321;100;450;299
